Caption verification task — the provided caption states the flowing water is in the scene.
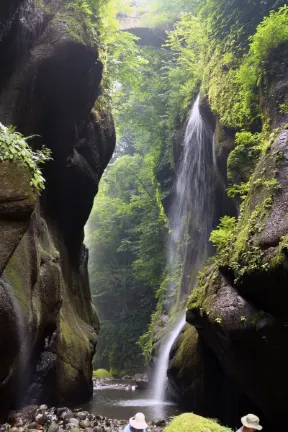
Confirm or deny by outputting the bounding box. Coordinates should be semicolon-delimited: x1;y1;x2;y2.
167;94;214;300
153;315;186;402
81;380;180;421
154;95;215;401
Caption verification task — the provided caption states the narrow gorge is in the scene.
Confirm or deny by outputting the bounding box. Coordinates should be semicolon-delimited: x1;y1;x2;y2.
1;1;288;432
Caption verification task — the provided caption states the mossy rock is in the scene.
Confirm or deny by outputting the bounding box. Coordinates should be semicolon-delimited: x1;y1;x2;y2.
93;369;112;379
164;413;232;432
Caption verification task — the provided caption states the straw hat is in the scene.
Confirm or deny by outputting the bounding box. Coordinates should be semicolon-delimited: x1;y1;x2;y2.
129;413;148;430
241;414;262;430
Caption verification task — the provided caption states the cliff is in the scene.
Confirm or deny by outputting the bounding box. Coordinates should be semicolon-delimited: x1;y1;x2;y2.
161;4;288;432
0;0;115;420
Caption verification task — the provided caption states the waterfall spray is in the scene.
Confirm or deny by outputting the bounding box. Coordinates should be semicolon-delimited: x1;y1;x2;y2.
153;95;215;401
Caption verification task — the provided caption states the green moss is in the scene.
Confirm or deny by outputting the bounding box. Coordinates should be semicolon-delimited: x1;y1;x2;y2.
4;254;28;309
52;5;95;46
164;413;232;432
203;7;288;129
188;265;220;313
93;369;113;379
173;326;199;379
227;131;262;186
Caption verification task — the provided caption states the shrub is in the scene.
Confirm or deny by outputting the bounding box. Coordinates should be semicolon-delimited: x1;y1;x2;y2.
209;216;237;252
164;413;232;432
0;123;51;194
228;131;262;186
93;369;113;379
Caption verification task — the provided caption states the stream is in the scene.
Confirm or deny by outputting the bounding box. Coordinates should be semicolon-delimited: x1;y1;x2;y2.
80;380;180;422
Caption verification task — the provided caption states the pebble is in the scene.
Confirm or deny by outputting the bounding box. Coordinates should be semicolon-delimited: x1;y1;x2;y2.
28;422;37;429
39;405;48;411
61;411;73;421
76;413;88;421
69;419;80;426
47;422;59;432
35;414;48;425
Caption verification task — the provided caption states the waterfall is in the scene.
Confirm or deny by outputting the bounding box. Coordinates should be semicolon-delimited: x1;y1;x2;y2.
154;94;215;401
167;94;214;302
153;314;186;402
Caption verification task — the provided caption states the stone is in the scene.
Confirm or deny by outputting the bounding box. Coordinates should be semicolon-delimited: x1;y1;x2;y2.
35;414;48;425
28;423;37;430
39;405;48;411
47;422;59;432
80;420;90;429
76;412;88;421
61;412;73;421
69;419;79;426
155;420;166;427
57;408;67;417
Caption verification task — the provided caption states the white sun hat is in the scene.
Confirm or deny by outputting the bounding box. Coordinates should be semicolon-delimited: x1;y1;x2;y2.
241;414;262;430
129;412;148;429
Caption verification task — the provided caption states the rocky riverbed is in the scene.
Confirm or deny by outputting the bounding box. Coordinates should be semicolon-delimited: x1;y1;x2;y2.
2;405;167;432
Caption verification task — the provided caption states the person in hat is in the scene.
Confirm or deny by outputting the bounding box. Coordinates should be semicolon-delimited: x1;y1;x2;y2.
236;414;262;432
123;412;147;432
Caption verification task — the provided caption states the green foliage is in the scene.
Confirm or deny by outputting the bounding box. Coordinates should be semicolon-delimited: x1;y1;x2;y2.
87;0;288;371
93;369;113;379
164;413;232;432
86;153;167;372
280;103;288;114
209;216;237;253
143;0;196;28
165;13;207;117
227;131;263;189
0;123;51;193
204;4;288;129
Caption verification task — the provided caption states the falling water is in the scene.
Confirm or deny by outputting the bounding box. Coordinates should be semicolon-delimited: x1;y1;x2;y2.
153;314;186;402
153;95;216;401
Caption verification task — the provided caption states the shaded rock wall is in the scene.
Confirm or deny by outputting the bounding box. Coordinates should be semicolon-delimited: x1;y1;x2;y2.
0;0;115;420
168;62;288;431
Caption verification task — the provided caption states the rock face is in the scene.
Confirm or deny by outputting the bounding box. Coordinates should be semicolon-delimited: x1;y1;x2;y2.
0;0;115;420
167;64;288;430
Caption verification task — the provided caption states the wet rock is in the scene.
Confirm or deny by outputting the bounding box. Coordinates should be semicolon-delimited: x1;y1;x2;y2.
69;419;80;426
80;420;90;428
56;408;67;417
155;420;166;427
35;414;48;425
76;412;88;421
61;411;73;421
47;421;59;432
39;405;48;411
15;419;23;427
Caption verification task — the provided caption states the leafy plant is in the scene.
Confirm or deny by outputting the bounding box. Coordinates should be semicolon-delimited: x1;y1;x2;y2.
0;123;51;194
209;216;237;252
